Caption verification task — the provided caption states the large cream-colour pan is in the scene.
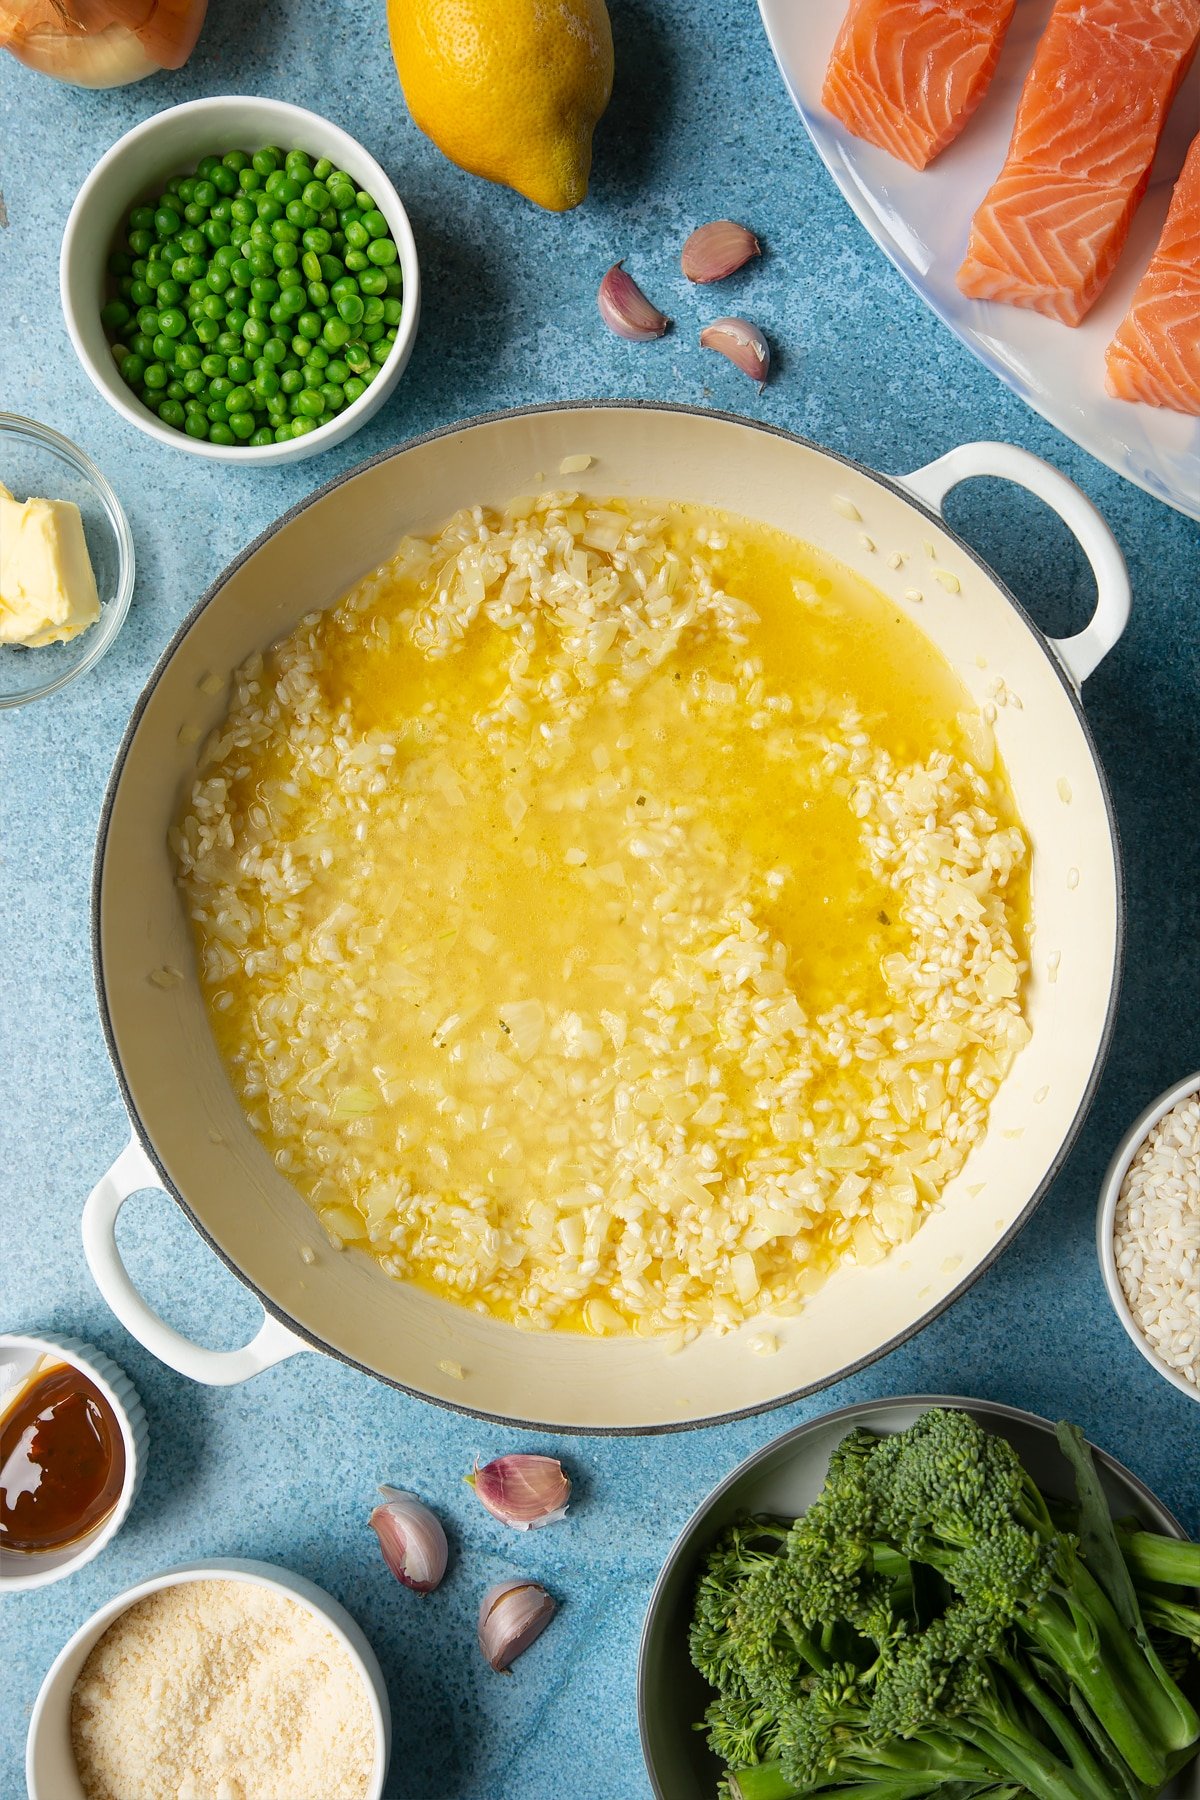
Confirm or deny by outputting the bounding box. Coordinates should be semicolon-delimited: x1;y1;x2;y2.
85;404;1129;1432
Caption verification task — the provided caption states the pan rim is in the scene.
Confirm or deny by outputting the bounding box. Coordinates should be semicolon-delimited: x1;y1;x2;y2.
90;399;1127;1435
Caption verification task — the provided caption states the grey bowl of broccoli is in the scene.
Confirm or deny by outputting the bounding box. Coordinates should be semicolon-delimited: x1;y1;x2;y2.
638;1398;1200;1800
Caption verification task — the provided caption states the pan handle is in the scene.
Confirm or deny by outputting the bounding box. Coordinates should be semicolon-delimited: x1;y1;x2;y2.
897;442;1130;688
82;1137;310;1386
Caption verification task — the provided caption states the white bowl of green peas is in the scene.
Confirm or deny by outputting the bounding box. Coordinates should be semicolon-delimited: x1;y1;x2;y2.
60;96;421;465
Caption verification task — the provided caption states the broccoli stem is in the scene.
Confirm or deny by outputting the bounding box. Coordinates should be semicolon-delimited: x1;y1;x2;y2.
1119;1528;1200;1593
1140;1590;1200;1651
995;1650;1119;1796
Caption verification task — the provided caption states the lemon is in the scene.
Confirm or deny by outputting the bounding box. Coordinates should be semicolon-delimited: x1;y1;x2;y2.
387;0;614;213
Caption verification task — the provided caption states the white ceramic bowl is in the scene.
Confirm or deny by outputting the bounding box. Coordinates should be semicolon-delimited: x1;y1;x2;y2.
1097;1071;1200;1405
26;1557;392;1800
0;1334;146;1591
60;96;421;466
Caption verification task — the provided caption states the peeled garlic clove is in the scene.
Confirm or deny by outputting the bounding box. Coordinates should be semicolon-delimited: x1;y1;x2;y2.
478;1579;557;1671
597;262;671;341
700;316;771;390
369;1486;448;1594
681;220;761;284
468;1454;571;1530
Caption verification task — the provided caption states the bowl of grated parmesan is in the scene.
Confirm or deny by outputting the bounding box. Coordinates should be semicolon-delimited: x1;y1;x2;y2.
1098;1071;1200;1405
25;1558;390;1800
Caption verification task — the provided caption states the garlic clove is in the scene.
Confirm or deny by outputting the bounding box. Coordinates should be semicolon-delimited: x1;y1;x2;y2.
369;1486;448;1594
478;1579;557;1671
597;262;671;341
467;1454;571;1530
699;317;771;390
681;220;761;284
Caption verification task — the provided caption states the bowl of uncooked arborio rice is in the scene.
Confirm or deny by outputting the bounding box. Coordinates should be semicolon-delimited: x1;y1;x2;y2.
1098;1071;1200;1403
25;1559;389;1800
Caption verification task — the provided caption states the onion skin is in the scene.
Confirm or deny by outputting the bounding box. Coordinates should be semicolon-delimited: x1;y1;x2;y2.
469;1454;571;1530
478;1579;557;1671
597;262;671;341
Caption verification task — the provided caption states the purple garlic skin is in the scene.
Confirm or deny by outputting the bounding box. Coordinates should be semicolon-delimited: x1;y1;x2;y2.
682;220;761;283
699;316;771;390
469;1454;571;1531
478;1579;557;1671
369;1486;448;1594
597;262;671;341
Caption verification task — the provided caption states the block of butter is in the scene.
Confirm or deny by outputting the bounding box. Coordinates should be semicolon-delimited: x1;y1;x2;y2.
0;481;102;648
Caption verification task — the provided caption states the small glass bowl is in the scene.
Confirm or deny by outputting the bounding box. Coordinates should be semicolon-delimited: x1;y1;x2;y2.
0;415;134;709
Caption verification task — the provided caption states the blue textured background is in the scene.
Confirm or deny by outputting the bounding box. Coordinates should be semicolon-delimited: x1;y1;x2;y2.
2;3;1198;1797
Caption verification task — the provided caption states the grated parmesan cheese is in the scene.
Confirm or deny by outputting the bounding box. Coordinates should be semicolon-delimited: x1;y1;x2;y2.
70;1579;375;1800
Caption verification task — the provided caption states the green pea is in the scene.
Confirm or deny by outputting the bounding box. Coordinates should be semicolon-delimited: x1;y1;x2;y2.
320;381;345;412
311;156;332;181
249;275;278;303
295;389;325;418
225;386;253;414
280;368;303;394
262;336;288;363
121;352;146;383
153;206;181;238
344;220;369;251
231;196;256;226
143;361;168;390
324;356;350;383
345;249;370;273
151;333;174;360
276;175;303;204
209;422;235;445
360;208;388;240
195;317;220;344
174;341;202;370
255;369;281;398
129;206;155;232
328;178;355;210
208;375;233;399
175;255;208;282
329;274;357;299
343;375;366;403
318;253;342;282
207;399;229;422
128;228;153;258
129;331;155;359
158;279;185;305
159;398;186;427
203;219;232;248
319;207;338;231
251;426;275;446
256;195;284;224
273;242;298;268
370;338;390;364
301;250;322;283
128;279;152;307
296;311;322;340
268;300;290;327
185;412;210;439
101;299;131;331
252;147;280;177
230;222;251;247
217;329;242;355
211;199;234;223
136;303;160;332
343;340;370;372
290;333;310;358
273;422;293;442
238;168;262;194
368;237;398;266
271;218;300;244
305;343;329;369
206;265;232;295
179;228;206;256
158;307;187;337
291;416;319;436
225;307;248;332
247;297;272;321
302;229;332;259
243;316;269;346
360;321;384;343
306;280;329;308
285;200;317;229
267;393;289;419
226;353;252;383
167;377;188;399
384;263;403;290
322;317;351;349
382;297;403;325
229;258;251;287
336;294;364;326
278;266;305;290
358;268;388;296
183;202;207;227
247;246;275;278
212;165;238;196
183;368;207;394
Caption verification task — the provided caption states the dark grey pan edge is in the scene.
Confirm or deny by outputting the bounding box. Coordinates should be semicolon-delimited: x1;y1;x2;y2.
90;400;1127;1436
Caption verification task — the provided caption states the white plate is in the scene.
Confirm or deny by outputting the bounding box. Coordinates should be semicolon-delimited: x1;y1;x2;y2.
759;0;1200;519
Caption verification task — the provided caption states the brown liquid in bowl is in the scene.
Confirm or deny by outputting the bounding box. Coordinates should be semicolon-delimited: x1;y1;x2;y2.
0;1362;125;1553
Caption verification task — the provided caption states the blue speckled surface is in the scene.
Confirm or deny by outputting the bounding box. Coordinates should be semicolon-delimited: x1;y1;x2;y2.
1;3;1198;1796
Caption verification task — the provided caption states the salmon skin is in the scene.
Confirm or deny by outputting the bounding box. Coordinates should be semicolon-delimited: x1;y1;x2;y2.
822;0;1018;171
1106;129;1200;412
957;0;1200;326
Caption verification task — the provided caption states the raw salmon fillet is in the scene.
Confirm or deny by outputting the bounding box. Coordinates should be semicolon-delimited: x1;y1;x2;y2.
957;0;1200;325
1106;129;1200;411
822;0;1018;171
